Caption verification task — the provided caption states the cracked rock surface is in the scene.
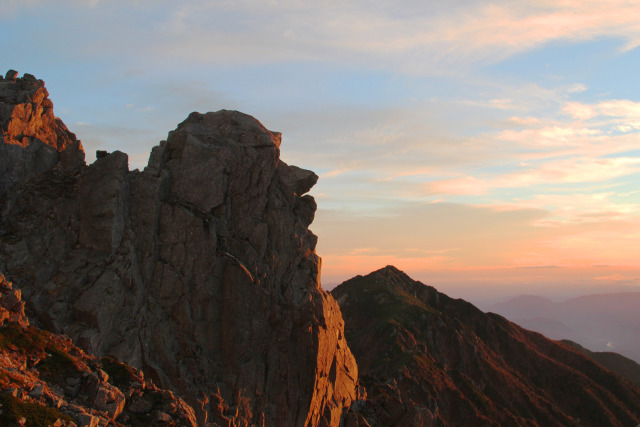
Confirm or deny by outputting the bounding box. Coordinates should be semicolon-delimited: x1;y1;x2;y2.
0;72;358;426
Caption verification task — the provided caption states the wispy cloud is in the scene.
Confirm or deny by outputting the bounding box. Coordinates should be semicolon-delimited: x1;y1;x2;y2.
594;273;640;283
157;0;640;72
427;176;490;196
6;0;640;73
499;157;640;187
425;158;640;196
314;201;548;269
496;126;602;147
4;0;640;294
515;192;640;226
564;99;640;129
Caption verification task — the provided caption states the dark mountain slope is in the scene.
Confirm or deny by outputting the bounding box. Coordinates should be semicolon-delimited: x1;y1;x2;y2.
562;340;640;386
333;266;640;427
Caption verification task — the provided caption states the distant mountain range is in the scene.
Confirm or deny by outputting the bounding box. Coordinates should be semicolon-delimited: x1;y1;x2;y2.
484;292;640;363
333;266;640;426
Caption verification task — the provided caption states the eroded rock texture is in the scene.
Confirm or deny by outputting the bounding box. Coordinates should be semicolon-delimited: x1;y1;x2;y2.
0;72;358;426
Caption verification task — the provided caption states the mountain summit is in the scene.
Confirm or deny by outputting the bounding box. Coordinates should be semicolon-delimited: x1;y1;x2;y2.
332;266;640;426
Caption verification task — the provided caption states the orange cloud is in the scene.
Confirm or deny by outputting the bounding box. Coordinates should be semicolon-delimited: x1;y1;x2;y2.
563;102;597;120
426;176;489;196
426;158;640;196
497;157;640;187
594;273;634;282
516;192;640;226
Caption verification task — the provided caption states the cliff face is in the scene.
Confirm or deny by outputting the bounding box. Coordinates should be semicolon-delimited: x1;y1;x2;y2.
0;72;358;426
333;266;640;427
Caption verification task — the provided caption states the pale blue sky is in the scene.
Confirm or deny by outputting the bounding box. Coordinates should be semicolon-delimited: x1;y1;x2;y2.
2;0;640;299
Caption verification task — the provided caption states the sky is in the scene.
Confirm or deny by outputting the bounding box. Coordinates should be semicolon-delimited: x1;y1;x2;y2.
2;0;640;301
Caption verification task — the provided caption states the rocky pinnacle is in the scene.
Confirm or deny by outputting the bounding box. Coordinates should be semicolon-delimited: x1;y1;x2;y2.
0;71;358;426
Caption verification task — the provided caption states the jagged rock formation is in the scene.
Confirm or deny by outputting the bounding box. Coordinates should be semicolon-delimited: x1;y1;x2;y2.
0;72;358;426
333;266;640;427
0;70;84;212
0;274;198;427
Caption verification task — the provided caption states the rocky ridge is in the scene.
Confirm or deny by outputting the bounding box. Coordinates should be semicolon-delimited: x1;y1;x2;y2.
0;71;358;426
333;266;640;427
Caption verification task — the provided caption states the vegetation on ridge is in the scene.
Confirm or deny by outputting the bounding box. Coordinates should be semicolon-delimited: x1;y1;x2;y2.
0;392;73;426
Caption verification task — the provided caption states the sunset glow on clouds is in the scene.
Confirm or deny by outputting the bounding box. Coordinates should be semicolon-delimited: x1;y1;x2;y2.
2;0;639;299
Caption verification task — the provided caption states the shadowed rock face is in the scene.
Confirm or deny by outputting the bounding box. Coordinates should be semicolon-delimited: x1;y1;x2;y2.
333;266;640;427
0;274;199;427
0;72;358;426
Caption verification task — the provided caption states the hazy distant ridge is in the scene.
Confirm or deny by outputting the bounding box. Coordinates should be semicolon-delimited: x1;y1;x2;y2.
487;292;640;363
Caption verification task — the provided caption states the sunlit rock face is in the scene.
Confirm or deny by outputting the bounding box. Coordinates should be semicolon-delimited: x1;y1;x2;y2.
0;70;84;212
0;72;358;426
